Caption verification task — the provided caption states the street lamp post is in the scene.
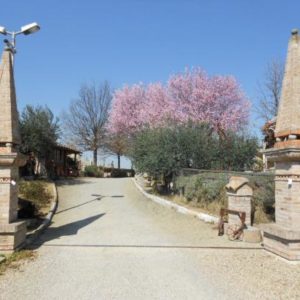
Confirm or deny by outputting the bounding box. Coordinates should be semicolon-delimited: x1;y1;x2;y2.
0;22;40;64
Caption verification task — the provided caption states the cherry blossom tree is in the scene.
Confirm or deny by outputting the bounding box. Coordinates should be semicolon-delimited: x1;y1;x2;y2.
144;82;177;126
108;84;146;135
167;69;250;136
108;68;250;139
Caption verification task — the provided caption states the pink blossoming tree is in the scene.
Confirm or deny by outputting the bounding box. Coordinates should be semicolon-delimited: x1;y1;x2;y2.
108;84;146;135
108;68;250;139
168;69;250;136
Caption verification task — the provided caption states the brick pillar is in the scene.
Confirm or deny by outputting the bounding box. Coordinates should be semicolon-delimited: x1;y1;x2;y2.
0;164;19;223
263;29;300;260
0;48;27;252
225;176;253;227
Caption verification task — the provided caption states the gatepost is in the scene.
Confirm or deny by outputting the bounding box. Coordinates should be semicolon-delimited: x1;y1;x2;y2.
263;29;300;260
226;176;252;227
0;47;27;251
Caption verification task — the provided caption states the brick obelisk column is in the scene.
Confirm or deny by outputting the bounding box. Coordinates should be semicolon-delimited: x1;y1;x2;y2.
0;47;27;252
263;29;300;260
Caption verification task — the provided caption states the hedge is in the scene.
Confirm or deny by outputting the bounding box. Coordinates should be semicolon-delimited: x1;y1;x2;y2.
175;170;275;223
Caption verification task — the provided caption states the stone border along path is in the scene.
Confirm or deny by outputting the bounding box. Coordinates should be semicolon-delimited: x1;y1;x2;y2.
132;176;219;224
133;176;268;246
24;182;58;247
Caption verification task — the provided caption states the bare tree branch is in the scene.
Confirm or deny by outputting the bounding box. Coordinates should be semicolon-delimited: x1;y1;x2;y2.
256;59;284;122
62;81;112;165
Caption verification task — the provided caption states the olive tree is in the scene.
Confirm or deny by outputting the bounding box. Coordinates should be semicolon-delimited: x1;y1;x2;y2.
19;105;60;174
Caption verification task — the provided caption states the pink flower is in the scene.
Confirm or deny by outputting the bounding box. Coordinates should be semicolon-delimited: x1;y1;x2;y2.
108;68;250;136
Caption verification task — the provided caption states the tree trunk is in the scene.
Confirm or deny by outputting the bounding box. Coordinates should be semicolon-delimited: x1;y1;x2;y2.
93;149;98;166
117;153;121;169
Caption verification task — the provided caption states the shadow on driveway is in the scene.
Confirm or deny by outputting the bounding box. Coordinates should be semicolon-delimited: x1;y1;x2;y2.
55;179;94;186
55;196;103;215
29;213;106;250
55;194;124;215
27;191;124;249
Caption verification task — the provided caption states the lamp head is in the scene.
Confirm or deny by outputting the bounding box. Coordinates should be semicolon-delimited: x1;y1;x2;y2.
21;22;40;35
0;26;7;35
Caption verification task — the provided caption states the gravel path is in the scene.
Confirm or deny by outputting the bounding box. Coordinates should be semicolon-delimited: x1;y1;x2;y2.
0;178;299;299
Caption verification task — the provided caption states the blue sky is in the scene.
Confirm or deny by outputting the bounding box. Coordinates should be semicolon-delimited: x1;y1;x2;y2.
1;0;299;165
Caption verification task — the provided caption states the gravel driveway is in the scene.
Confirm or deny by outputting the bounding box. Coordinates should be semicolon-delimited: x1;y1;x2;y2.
0;178;299;300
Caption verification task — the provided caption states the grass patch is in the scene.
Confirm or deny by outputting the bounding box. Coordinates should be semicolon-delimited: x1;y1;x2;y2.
19;180;53;217
0;250;37;275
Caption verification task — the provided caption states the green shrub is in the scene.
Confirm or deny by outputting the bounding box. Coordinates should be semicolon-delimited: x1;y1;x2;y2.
110;168;135;177
103;167;112;173
84;165;104;177
250;177;275;222
194;179;226;203
111;169;127;177
175;174;226;215
19;180;52;209
176;174;226;201
175;172;275;222
130;123;258;183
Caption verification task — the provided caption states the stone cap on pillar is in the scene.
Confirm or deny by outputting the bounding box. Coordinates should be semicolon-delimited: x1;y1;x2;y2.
275;29;300;149
0;48;21;145
225;176;253;196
